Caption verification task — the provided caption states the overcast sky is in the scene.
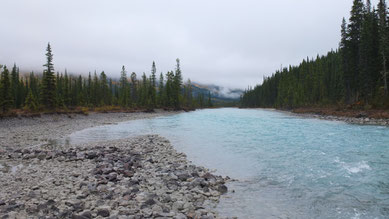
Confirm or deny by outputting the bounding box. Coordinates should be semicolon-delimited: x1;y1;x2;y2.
0;0;378;89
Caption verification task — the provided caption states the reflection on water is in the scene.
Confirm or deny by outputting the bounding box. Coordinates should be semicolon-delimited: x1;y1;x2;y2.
65;108;389;219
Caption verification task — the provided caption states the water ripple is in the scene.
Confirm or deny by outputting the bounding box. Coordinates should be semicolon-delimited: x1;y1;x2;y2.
66;108;389;219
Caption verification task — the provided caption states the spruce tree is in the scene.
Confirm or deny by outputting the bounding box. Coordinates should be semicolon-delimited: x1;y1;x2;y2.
348;0;365;102
87;72;92;105
151;62;157;107
141;73;148;107
28;72;39;102
41;43;56;109
108;78;113;105
186;79;193;108
197;93;204;108
358;1;380;102
24;88;38;111
207;91;212;107
77;75;84;105
130;72;138;105
92;71;99;106
10;63;21;108
378;0;389;96
158;73;164;106
340;17;351;101
64;70;70;106
173;58;183;109
119;66;128;107
56;72;65;107
100;71;109;105
165;71;174;107
0;66;13;113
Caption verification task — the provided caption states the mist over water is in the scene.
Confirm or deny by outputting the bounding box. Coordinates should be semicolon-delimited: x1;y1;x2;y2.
66;108;389;218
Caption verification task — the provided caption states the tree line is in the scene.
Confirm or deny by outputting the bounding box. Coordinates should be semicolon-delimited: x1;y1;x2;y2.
0;43;212;114
241;0;389;109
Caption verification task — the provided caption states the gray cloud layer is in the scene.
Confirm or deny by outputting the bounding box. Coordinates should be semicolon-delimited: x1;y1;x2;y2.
0;0;371;89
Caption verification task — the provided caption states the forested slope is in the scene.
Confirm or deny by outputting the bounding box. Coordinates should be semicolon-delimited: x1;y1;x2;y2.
0;44;213;115
241;0;389;109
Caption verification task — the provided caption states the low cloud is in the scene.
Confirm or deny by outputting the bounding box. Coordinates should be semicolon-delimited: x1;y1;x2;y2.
0;0;371;89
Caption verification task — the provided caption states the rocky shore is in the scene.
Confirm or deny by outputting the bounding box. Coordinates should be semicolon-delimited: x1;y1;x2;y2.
293;112;389;126
0;110;176;150
0;112;231;219
288;107;389;126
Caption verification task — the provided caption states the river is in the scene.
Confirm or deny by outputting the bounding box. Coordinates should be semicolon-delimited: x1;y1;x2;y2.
63;108;389;219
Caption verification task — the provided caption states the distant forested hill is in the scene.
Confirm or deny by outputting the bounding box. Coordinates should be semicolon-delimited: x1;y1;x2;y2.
191;82;242;106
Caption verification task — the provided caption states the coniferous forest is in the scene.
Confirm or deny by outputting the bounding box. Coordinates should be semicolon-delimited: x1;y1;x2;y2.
241;0;389;109
0;44;213;115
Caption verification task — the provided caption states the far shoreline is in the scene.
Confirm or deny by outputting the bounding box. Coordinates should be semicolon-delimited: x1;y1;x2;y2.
240;106;389;126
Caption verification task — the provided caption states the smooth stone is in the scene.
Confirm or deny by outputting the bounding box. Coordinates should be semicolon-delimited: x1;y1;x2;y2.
71;214;89;219
81;211;92;219
217;185;228;194
97;208;110;217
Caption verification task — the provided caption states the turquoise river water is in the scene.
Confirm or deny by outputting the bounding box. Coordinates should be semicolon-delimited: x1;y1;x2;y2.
64;108;389;219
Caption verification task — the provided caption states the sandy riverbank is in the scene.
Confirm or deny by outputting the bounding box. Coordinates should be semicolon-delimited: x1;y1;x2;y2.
0;111;231;219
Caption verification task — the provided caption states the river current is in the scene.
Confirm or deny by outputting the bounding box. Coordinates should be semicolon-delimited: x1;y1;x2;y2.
64;108;389;219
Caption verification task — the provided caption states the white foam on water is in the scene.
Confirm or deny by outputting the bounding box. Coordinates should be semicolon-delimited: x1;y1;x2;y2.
334;158;371;174
344;161;371;174
351;211;361;219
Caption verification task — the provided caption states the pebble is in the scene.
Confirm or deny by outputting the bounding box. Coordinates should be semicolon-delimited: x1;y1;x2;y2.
0;112;232;218
97;208;110;217
0;135;230;218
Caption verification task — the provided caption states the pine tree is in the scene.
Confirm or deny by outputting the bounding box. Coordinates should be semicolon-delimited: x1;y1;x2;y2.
10;63;21;108
130;72;138;105
197;93;204;108
108;78;113;105
165;71;174;107
77;75;84;106
378;0;389;96
87;72;92;105
56;72;65;107
358;1;380;102
24;88;38;111
0;66;13;113
158;72;164;106
100;71;109;105
28;72;40;103
348;0;365;102
64;70;70;106
340;17;352;101
92;71;99;106
119;66;128;107
186;79;193;108
173;58;183;109
150;62;157;107
207;91;212;107
141;73;148;107
1;52;193;111
41;43;56;108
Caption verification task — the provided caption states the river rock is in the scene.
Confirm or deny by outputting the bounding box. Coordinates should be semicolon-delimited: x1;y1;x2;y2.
0;111;230;219
97;207;110;217
217;185;228;194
